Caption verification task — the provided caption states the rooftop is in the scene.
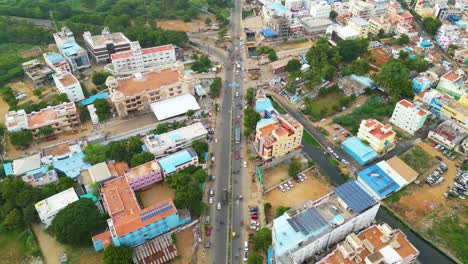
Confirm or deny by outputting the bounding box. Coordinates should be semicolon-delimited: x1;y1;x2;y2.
145;122;208;152
125;160;160;181
8;102;78;129
54;72;79;87
52;151;91;179
42;143;72;157
80;92;109;106
357;163;400;199
149;94;200;121
157;148;198;174
12;153;41;175
441;70;462;82
110;44;174;60
132;234;178;264
88;162;113;183
386;156;418;182
430;120;466;143
341;137;378;164
361;119;395;141
113;69;182;97
86;30;130;48
35;188;79;221
107;161;129;177
349;17;369;27
398;99;430;116
43;52;66;64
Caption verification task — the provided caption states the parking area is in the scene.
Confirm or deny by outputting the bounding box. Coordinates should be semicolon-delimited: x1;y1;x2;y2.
264;170;331;221
138;183;175;208
261;155;310;190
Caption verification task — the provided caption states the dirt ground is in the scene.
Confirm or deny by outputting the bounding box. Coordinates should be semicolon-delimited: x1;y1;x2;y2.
175;228;195;264
264;170;331;220
274;39;315;52
157;14;216;33
0;80;46;123
262;163;289;190
138;182;175;208
32;224;65;264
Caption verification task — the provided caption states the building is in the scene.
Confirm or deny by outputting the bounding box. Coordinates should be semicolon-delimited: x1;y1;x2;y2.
414;0;434;17
428;120;467;149
390;99;431;135
436;24;460;50
21;59;54;88
268;16;291;37
5;102;81;139
357;157;418;200
329;25;360;42
369;0;389;17
88;162;113;183
440;99;468;128
300;18;334;37
144;122;208;157
83;27;131;64
149;93;200;121
35;187;79;227
91;177;190;251
368;17;392;35
106;61;195;118
125;160;162;190
436;70;466;99
109;41;176;76
351;0;374;20
43;52;71;74
22;168;58;187
5;154;58;186
270;56;295;73
157;148;199;176
357;119;396;154
255;114;303;161
273;181;379;264
395;23;418;38
411;70;440;93
341;137;378;165
348;17;369;38
337;75;373;96
53;27;91;73
317;223;419;264
132;234;178;264
310;1;331;18
414;89;453;117
434;3;450;19
41;142;91;179
52;72;85;102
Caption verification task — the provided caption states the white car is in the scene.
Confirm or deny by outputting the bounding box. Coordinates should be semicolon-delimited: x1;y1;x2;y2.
209;197;214;204
278;185;285;192
287;180;293;188
217;202;222;210
215;138;218;143
283;183;290;190
327;147;333;152
244;241;249;251
243;161;247;168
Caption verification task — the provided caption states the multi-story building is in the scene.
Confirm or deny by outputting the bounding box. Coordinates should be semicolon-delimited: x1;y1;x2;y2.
436;70;466;99
35;188;79;227
273;181;379;264
300;18;334;37
157;148;199;176
434;3;450;19
5;102;81;138
317;223;420;264
348;17;369;38
395;23;418;38
390;99;431;135
21;59;54;88
368;0;389;17
43;52;72;73
91;177;190;251
328;25;360;41
351;0;374;20
310;1;331;18
368;17;392;35
144;122;208;157
388;1;414;25
440;99;467;128
109;41;176;76
414;0;434;17
255;114;303;161
285;0;303;9
436;24;461;50
52;71;85;102
53;27;91;73
414;89;453;117
106;61;195;118
124;160;162;190
268;16;291;37
428;120;467;149
83;27;131;64
357;119;395;154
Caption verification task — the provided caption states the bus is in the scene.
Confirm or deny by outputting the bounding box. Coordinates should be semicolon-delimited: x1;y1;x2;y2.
235;127;241;144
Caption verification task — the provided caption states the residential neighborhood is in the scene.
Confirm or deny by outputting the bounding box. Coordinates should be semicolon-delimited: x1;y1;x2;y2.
0;0;466;263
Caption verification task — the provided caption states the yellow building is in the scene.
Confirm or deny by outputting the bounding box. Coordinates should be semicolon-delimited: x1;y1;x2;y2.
440;98;468;129
357;119;396;154
255;115;303;161
368;17;392;36
348;17;369;39
414;0;434;18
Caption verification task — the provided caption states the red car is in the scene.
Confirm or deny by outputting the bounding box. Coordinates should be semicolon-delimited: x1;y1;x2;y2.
234;117;239;124
235;151;239;160
431;142;437;147
206;226;212;236
251;214;258;220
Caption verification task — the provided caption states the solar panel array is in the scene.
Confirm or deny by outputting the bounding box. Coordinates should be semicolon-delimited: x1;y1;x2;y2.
335;181;376;213
287;207;328;235
140;202;173;221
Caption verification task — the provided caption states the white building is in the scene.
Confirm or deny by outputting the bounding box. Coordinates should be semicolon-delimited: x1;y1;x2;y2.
53;27;91;73
348;17;369;38
88;162;113;183
273;181;379;264
390;99;431;135
437;24;461;50
35;187;79;227
309;1;331;18
144;122;208;157
52;72;85;102
350;0;374;20
328;25;360;41
83;27;131;64
109;41;176;76
285;0;303;9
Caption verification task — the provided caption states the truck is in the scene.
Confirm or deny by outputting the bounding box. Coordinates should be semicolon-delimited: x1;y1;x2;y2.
222;189;228;204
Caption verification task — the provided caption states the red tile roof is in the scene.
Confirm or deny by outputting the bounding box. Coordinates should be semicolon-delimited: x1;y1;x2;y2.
442;71;461;82
111;51;133;60
142;45;174;55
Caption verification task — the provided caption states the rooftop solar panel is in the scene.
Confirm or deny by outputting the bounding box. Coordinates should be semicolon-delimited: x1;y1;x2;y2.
335;181;376;213
288;207;328;235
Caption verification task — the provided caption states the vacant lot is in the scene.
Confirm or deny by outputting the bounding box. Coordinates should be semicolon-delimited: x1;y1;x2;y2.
0;228;41;264
157;14;215;32
400;145;438;175
264;170;331;221
304;90;345;121
138;182;175;208
175;228;195;264
274;39;314;52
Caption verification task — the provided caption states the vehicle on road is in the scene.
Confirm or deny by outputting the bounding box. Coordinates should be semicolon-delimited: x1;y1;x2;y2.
205;241;211;248
243;251;248;261
436;155;443;161
206;226;212;236
327;147;333;152
235;128;241;144
251;214;258;219
243;161;247;167
217;202;222;210
209;197;214;204
279;184;285;192
284;183;290;190
244;241;249;251
209;189;214;196
222;189;228;204
235;151;239;160
232;232;237;237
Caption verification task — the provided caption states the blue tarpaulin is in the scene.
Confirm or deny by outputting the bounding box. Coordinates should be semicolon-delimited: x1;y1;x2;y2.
262;27;278;38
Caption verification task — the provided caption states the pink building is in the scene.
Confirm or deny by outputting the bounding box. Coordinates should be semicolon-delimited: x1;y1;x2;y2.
124;160;162;191
387;1;414;25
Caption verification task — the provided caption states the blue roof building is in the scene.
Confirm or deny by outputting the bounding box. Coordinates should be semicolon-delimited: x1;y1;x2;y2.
357;163;400;200
412;76;431;93
341;137;378;165
255;98;274;113
157;148;199;175
2;162;13;176
261;28;278;39
52;151;91;179
267;2;288;16
272;181;379;264
80;92;109;106
44;52;66;64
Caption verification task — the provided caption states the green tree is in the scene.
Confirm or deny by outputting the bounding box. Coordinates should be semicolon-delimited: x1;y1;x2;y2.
92;72;110;86
94;98;112;122
286;59;301;73
421;17;442;35
2;208;23;230
288;160;301;179
264;202;272;212
209;77;222;98
276;206;291;217
194;169;208;183
372;60;412;102
252;227;272;251
130;152;155;167
341;66;353;76
337;38;369;62
192;140;208;163
83;144;107;164
47;199;106;246
56;177;77;192
103;245;134;264
41;183;58;198
55;93;70;103
106;141;128;162
395;34;409;45
186;109;195;117
205;17;212;25
33;89;42;97
247;251;263;264
154;123;169;134
23;204;38;223
399;50;409;60
268;50;278;61
305;38;341;80
350;59;369;75
127;136;143;154
245;87;255;104
329;10;338;20
79;104;91;122
9;129;33;149
243;108;260;136
38;125;54;137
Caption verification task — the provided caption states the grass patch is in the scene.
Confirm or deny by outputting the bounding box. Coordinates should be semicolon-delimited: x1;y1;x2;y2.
428;213;468;263
328;157;339;167
270;99;286;114
65;245;103;264
0;228;42;263
242;10;254;18
303;85;356;121
386;185;410;203
400;146;437;175
303;131;320;148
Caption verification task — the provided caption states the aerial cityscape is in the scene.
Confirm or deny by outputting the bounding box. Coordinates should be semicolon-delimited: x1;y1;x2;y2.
0;0;466;264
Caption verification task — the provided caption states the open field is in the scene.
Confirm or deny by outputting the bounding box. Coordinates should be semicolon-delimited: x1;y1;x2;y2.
175;228;195;264
399;145;438;175
274;39;314;52
387;141;467;262
156;14;216;32
264;170;331;221
0;228;41;264
262;163;289;190
138;182;175;208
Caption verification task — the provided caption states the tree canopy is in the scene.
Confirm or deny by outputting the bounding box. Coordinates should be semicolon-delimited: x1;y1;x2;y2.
395;34;409;45
130;152;155;167
245;87;255;104
276;206;292;217
153;123;169;134
337;38;369;62
192;140;209;163
94;98;112;122
286;59;302;73
191;55;211;73
257;46;277;61
38;125;54;138
247;251;263;264
83;144;107;164
47;199;107;246
421;17;442;35
9;129;33;149
103;245;134;264
305;38;341;81
372;60;412;102
209;77;222;98
288;161;301;179
165;167;205;216
252;227;272;251
92;72;111;86
243;108;261;136
350;59;370;75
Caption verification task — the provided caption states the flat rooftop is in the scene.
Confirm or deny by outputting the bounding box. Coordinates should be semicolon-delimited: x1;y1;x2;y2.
386;156;418;182
133;234;178;264
157;148;197;174
26;102;77;129
150;94;200;121
115;69;182;97
145;122;208;150
54;73;79;87
125;160;160;182
35;188;79;218
89;32;129;47
357;163;400;199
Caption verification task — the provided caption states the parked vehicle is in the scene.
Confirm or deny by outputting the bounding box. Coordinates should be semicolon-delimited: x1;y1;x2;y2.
217;202;222;210
287;180;293;188
205;241;211;248
206;226;212;236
